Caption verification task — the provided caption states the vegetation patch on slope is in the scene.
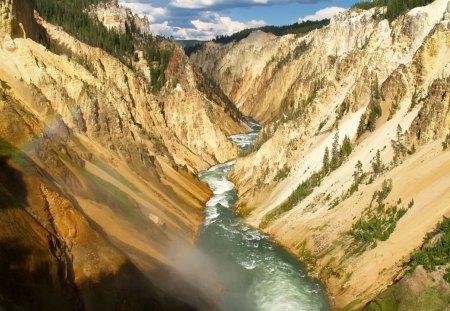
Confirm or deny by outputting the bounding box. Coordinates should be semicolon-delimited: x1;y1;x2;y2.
33;0;134;61
91;159;140;192
350;180;414;250
0;139;18;159
410;217;450;282
364;218;450;310
33;0;174;93
352;0;434;21
363;271;450;311
260;132;353;228
0;139;36;175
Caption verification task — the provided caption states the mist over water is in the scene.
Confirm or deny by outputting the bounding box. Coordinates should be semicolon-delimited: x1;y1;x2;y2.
197;119;330;311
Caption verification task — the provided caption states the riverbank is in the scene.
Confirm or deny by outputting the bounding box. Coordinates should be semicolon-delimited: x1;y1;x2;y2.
196;120;331;310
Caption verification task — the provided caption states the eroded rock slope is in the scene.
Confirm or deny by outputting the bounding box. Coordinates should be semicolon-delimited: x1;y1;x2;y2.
193;0;450;309
0;0;246;309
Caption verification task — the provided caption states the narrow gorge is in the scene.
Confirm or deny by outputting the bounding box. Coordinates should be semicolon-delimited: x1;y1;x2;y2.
198;120;330;310
0;0;449;310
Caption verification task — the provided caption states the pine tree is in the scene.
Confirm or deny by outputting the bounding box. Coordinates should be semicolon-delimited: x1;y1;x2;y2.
396;124;403;145
372;149;383;176
340;135;353;159
353;160;363;184
323;147;330;174
331;131;340;170
392;124;407;163
357;114;366;138
367;102;381;132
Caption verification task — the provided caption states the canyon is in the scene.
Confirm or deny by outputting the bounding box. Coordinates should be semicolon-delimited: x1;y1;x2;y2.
0;0;449;310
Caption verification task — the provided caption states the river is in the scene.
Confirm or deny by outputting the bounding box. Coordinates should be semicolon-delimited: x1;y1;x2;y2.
197;118;330;311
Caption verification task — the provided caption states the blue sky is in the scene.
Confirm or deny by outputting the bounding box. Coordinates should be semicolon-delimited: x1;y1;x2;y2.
119;0;360;40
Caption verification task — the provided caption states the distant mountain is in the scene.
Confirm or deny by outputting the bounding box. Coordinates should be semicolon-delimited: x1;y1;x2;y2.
212;19;330;44
180;19;329;55
177;40;207;56
176;39;206;47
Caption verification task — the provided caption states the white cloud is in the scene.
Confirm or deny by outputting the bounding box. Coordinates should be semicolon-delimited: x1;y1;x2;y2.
170;0;217;9
168;0;315;9
192;13;265;34
151;12;266;40
300;6;347;21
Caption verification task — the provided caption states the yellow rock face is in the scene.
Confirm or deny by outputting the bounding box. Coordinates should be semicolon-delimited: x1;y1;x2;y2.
193;0;450;308
0;0;246;309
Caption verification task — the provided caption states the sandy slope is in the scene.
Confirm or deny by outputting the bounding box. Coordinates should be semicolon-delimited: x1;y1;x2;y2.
212;0;450;307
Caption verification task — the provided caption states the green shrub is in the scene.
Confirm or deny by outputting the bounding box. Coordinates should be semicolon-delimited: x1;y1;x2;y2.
340;135;353;159
444;268;450;283
274;164;291;182
260;170;323;228
350;207;407;244
336;100;350;121
357;100;382;138
350;180;412;249
410;217;450;277
372;179;393;205
297;241;316;265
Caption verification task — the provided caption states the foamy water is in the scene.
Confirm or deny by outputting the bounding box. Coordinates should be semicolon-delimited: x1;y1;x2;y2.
197;120;330;311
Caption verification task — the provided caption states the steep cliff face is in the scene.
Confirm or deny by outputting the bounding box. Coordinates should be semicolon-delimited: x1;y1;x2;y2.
0;0;246;309
193;0;450;309
1;0;39;41
191;30;286;122
192;2;448;124
0;146;195;311
0;83;198;310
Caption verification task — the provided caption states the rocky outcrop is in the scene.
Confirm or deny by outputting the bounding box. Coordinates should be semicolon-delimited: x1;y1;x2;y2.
0;0;39;40
193;0;450;309
89;0;150;34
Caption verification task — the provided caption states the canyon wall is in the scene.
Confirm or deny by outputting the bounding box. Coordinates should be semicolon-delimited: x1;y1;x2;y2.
0;0;247;309
193;0;450;309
